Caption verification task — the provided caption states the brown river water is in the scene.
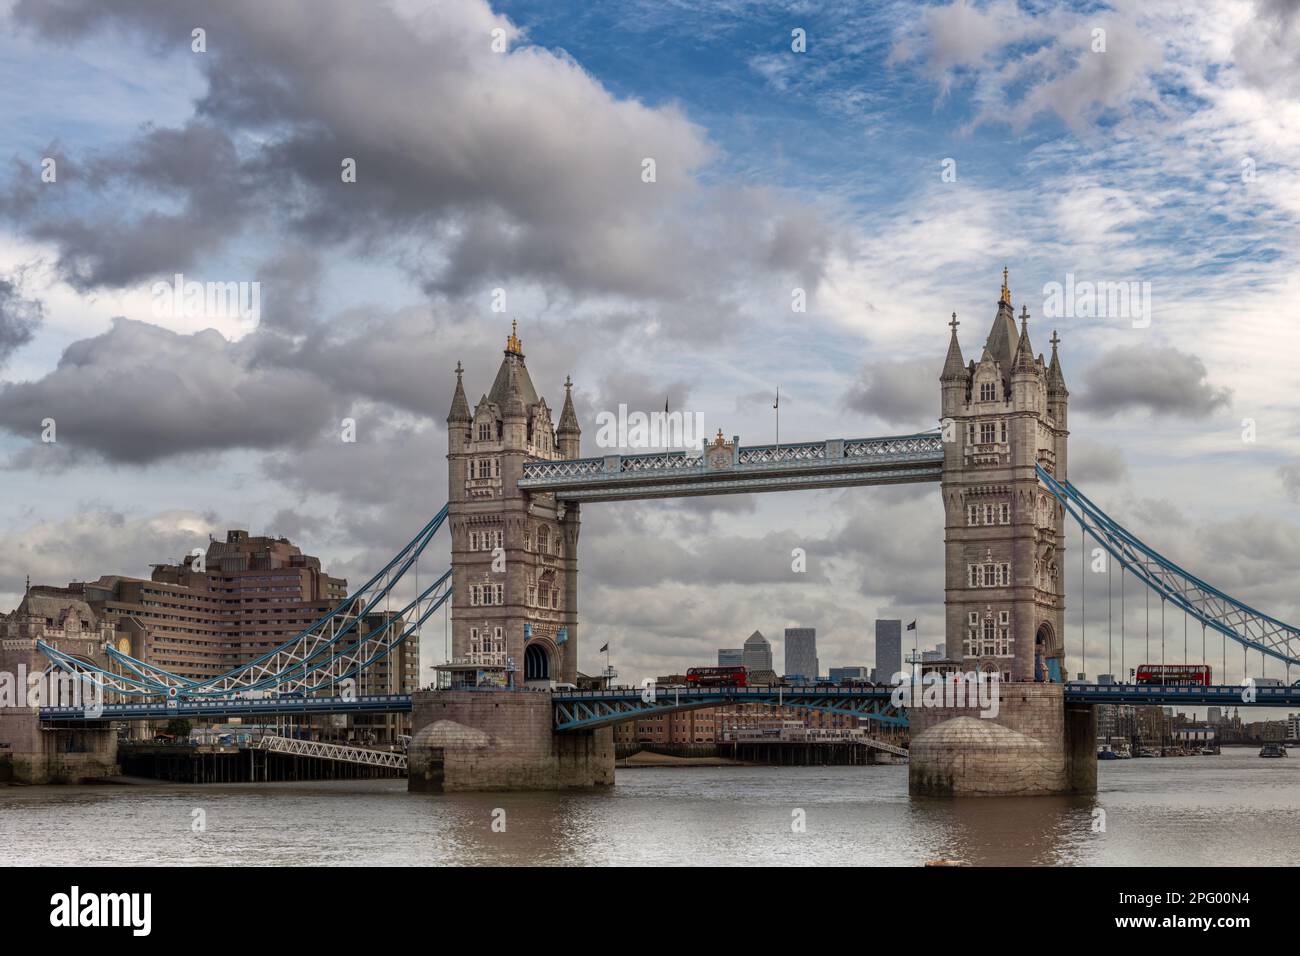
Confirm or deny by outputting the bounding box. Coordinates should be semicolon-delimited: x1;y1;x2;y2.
2;749;1296;865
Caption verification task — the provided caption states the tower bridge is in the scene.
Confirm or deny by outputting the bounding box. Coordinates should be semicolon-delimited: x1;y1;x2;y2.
12;272;1300;793
445;269;1072;697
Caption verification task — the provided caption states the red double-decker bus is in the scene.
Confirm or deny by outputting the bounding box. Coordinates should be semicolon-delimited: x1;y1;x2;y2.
1135;664;1212;686
686;666;748;687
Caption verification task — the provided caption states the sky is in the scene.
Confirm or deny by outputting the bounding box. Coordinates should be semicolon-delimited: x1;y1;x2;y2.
0;0;1298;701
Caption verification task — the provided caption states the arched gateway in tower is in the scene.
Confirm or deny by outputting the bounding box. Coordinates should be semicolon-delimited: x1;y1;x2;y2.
444;274;1069;689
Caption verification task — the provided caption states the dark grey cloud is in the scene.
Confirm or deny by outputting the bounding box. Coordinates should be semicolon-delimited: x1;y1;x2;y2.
586;370;696;444
843;357;938;428
0;505;222;601
820;485;945;607
580;502;832;589
262;413;444;516
1076;345;1231;418
1281;464;1300;504
274;305;474;419
0;318;342;463
0;278;42;365
255;247;321;335
19;122;249;290
1233;0;1300;100
1069;439;1127;485
1183;513;1300;624
9;0;841;310
0;283;660;470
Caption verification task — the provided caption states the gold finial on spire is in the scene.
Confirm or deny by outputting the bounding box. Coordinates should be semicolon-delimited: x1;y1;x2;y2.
506;319;523;354
1000;266;1011;306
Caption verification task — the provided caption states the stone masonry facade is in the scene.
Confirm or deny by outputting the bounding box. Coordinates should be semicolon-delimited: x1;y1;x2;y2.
941;269;1069;682
909;683;1097;796
446;322;582;686
408;689;613;792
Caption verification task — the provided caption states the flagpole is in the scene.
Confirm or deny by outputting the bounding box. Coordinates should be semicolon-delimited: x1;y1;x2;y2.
774;388;780;454
909;619;919;686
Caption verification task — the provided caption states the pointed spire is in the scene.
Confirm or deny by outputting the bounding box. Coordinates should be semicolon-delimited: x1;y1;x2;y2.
1013;304;1035;370
503;359;526;420
1047;329;1067;392
557;374;580;435
506;319;523;355
941;312;967;382
447;360;471;424
985;267;1018;371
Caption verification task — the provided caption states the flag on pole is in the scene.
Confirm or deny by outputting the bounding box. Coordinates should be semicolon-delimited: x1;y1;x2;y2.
906;620;917;631
773;388;779;409
599;642;609;653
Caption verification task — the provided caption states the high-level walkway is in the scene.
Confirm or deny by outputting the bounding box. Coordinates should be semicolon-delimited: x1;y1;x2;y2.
517;433;944;501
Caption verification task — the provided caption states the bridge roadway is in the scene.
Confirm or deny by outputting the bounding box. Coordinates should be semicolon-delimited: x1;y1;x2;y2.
516;432;945;501
36;683;1300;727
39;694;415;722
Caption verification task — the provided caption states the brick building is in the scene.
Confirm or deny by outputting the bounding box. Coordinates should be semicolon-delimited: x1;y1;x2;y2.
612;702;860;746
51;530;416;740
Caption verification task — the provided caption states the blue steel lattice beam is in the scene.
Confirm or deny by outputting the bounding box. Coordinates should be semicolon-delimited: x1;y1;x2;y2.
551;685;908;732
1037;466;1300;668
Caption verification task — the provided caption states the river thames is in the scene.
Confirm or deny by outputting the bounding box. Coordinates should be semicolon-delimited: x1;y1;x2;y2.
3;751;1296;866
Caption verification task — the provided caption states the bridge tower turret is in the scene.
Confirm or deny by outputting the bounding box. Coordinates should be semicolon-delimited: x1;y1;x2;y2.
940;269;1068;682
445;322;579;688
557;376;581;460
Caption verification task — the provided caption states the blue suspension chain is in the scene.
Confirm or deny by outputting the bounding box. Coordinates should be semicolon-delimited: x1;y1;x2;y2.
1080;523;1086;679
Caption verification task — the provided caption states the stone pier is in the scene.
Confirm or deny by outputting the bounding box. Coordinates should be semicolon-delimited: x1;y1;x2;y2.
1;636;120;784
407;689;614;792
907;683;1096;796
0;709;118;784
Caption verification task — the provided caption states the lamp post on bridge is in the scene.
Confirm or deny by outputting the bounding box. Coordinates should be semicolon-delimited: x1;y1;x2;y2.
906;650;923;687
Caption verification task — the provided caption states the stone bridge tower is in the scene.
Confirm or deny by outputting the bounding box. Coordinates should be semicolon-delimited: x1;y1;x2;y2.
940;269;1069;682
446;322;581;687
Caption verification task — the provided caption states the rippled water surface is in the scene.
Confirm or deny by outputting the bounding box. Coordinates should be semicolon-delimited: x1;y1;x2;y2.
2;751;1297;865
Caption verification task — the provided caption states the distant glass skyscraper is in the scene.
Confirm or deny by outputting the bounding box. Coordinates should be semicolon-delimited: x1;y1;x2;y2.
742;630;773;672
784;627;818;679
875;619;902;681
718;648;743;667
